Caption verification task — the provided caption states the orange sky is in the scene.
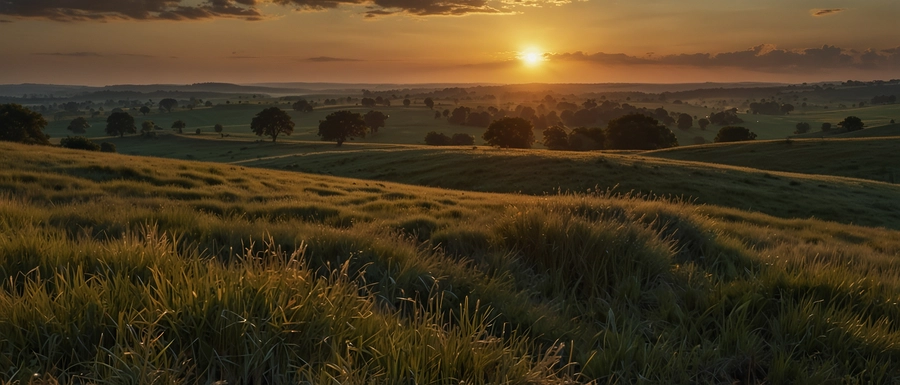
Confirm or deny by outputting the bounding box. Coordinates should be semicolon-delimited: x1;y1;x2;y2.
0;0;898;85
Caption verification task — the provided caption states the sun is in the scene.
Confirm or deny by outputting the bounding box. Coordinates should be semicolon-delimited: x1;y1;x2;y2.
520;50;544;66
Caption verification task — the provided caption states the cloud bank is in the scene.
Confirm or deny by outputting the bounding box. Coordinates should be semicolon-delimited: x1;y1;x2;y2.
547;45;900;73
0;0;568;21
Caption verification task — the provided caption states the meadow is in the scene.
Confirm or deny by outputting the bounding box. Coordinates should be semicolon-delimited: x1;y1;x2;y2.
2;140;900;383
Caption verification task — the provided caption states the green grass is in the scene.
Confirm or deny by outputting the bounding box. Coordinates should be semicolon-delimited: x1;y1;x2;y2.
644;137;900;184
2;141;900;383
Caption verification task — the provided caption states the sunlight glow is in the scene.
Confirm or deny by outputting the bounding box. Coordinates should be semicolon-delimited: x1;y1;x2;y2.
519;50;545;66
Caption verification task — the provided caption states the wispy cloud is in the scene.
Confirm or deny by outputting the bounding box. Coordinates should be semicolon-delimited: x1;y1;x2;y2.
812;8;844;17
307;56;362;62
33;52;104;57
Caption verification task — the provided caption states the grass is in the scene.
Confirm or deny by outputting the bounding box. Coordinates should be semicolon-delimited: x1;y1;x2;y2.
644;137;900;184
2;141;900;383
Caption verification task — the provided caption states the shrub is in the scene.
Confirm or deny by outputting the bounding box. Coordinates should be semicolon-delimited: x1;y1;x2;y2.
450;133;475;145
100;142;116;152
794;122;811;134
59;136;100;151
424;131;452;146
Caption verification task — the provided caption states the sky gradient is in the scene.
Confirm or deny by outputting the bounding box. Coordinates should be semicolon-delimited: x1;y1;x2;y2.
1;0;898;85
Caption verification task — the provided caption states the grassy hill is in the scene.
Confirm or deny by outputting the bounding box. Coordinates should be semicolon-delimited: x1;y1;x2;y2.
93;133;900;230
645;137;900;184
2;141;900;383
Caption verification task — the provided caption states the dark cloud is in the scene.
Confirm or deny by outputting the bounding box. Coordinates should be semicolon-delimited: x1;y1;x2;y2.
812;8;844;16
0;0;264;21
0;19;12;23
548;45;900;73
0;0;563;21
307;56;363;62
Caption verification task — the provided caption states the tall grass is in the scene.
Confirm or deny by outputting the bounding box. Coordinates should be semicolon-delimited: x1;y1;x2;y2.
1;141;900;383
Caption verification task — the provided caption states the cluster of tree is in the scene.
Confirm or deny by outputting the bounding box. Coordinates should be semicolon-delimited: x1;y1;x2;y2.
446;106;495;127
541;114;679;151
542;126;605;151
423;132;475;146
714;126;757;143
322;99;339;106
363;111;389;134
708;109;744;125
361;97;391;107
748;101;794;115
483;117;534;148
292;100;314;112
870;95;897;105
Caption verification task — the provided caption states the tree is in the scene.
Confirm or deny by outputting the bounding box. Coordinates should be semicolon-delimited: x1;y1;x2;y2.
839;116;864;132
171;120;186;134
105;111;136;138
821;122;832;132
483;117;534;148
424;131;452;146
568;127;605;151
60;136;100;151
606;114;678;150
0;104;50;145
141;121;156;137
698;118;710;130
424;97;435;109
67;117;90;134
361;98;376;107
794;122;811;134
292;100;313;112
214;123;224;137
714;126;757;143
139;106;151;115
159;98;178;112
363;110;389;134
676;113;693;130
317;110;365;146
542;125;569;150
403;98;411;107
100;142;116;153
252;107;295;143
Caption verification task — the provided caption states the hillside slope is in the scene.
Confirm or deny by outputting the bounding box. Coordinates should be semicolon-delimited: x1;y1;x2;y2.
644;137;900;183
1;142;900;383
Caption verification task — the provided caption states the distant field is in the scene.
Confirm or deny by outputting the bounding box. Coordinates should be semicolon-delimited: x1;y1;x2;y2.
645;137;900;183
2;141;900;383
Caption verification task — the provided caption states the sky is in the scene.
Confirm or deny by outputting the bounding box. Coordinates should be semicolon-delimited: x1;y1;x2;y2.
0;0;898;86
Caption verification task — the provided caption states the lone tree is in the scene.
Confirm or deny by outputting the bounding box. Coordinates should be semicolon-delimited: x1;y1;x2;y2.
363;110;389;134
0;103;50;145
214;123;224;137
483;117;534;148
141;121;156;136
403;98;411;107
423;97;435;109
794;122;811;134
105;111;136;138
714;126;757;143
139;106;151;115
251;107;295;143
67;117;90;134
839;116;864;132
171;120;186;134
317;110;366;146
821;122;832;132
606;113;678;150
676;113;693;130
292;100;313;113
159;98;178;113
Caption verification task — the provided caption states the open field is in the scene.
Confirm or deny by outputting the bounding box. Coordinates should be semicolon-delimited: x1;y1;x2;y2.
43;98;900;149
645;137;900;183
2;141;900;383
